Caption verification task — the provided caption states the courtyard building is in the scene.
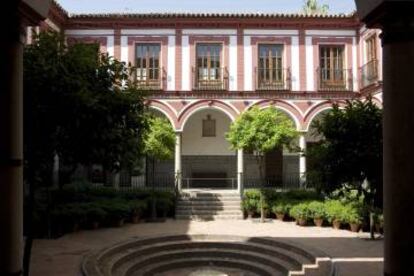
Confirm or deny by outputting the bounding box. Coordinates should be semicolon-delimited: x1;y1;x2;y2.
28;2;383;192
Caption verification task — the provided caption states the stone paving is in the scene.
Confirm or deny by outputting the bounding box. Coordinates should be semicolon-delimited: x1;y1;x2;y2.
30;219;383;276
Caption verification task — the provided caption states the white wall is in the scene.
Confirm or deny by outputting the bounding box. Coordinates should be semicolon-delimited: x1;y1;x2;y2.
182;109;234;156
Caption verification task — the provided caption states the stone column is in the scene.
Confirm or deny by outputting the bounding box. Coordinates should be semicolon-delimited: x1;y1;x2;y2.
299;133;307;187
237;149;244;194
356;2;414;275
0;1;24;274
174;132;182;191
382;15;414;276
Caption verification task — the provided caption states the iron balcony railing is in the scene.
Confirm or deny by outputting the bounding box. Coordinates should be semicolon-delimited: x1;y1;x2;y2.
133;67;164;90
360;59;379;88
255;67;291;91
317;68;353;92
193;67;228;91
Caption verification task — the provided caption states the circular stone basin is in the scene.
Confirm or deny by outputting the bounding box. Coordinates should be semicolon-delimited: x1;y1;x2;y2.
82;235;325;276
189;268;228;276
156;266;258;276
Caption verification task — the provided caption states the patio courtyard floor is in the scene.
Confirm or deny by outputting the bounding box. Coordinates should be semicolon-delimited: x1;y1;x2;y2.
30;219;383;276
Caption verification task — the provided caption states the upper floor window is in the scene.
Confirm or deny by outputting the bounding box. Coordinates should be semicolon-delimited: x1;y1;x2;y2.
366;35;377;63
318;45;348;91
257;44;287;90
135;44;161;89
360;35;379;88
194;44;225;90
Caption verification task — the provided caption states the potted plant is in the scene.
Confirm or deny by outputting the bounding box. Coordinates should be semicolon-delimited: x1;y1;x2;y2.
346;211;363;232
308;201;326;227
129;200;146;223
272;203;287;221
104;200;130;227
85;203;106;229
241;197;257;219
325;200;345;230
375;213;384;233
289;203;309;226
62;204;85;232
244;190;261;218
156;193;174;218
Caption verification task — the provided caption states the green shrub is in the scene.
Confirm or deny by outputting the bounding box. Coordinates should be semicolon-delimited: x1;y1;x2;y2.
284;189;322;201
243;189;261;214
307;201;326;220
325;200;347;223
128;200;147;217
155;192;175;216
289;203;310;220
101;200;130;221
241;198;257;215
272;203;287;215
345;209;363;224
85;203;107;222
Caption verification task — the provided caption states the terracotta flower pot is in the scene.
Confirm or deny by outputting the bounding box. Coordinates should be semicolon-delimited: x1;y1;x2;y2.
73;222;80;232
314;218;323;227
297;218;307;226
114;218;124;227
131;215;140;224
332;219;341;230
350;223;360;232
92;221;99;229
276;213;285;221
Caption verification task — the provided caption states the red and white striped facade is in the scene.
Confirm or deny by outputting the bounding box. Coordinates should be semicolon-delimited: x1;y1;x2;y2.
39;12;382;132
32;3;384;190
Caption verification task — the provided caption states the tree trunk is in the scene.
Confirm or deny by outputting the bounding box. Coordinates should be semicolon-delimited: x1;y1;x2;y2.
256;154;265;223
151;157;157;220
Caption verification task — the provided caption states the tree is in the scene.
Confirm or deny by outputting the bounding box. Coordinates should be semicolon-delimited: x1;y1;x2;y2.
23;31;147;273
302;0;329;15
143;116;176;220
24;31;147;185
306;99;382;238
226;106;298;222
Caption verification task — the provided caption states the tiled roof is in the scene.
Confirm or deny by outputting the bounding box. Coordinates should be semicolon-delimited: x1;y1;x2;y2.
51;0;69;17
69;12;356;19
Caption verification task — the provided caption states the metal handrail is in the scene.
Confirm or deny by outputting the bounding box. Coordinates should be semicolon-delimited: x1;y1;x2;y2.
133;67;164;90
360;59;379;88
255;67;291;91
316;67;353;91
182;177;237;189
192;67;228;91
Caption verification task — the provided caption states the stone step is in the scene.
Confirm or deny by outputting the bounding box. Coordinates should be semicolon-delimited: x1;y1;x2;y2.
83;235;328;276
110;239;312;274
176;201;241;207
117;243;307;275
175;214;243;220
176;205;242;211
176;209;243;214
178;196;241;202
179;193;241;199
127;256;282;276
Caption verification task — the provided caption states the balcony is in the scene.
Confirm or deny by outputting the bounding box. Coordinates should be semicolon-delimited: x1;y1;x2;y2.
255;68;291;91
317;68;353;92
133;67;164;90
193;67;228;91
360;59;379;88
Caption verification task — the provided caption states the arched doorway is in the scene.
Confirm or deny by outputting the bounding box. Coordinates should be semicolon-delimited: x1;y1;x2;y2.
139;108;176;190
243;105;301;189
180;108;236;189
